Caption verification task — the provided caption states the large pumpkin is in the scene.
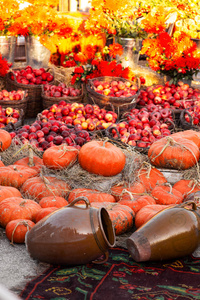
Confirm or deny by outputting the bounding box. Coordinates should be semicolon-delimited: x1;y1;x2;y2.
138;165;167;192
171;130;200;148
0;129;12;151
148;136;200;170
119;194;156;213
39;196;68;208
0;185;21;203
0;197;41;227
21;175;71;201
91;202;134;235
135;204;173;228
0;165;38;188
6;219;35;244
111;182;146;202
68;188;116;204
43;145;79;170
151;185;184;205
78;140;126;176
173;179;200;199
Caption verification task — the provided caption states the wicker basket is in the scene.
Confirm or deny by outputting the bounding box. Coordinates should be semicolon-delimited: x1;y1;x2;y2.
41;84;84;109
0;90;28;113
6;68;55;118
86;76;140;116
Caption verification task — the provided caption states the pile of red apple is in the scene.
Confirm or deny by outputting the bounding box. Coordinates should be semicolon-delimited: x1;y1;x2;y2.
0;89;25;101
91;79;139;97
11;119;92;151
0;106;21;128
10;65;54;85
108;104;174;148
137;81;200;109
40;101;117;131
43;82;82;98
183;105;200;126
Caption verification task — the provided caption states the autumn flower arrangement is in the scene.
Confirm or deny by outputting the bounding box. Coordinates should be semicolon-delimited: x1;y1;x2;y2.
0;0;21;36
84;0;148;40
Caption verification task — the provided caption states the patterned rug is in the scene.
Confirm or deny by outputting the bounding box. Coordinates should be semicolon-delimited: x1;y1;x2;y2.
20;247;200;300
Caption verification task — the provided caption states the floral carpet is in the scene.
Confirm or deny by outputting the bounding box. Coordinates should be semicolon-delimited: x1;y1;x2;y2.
20;247;200;300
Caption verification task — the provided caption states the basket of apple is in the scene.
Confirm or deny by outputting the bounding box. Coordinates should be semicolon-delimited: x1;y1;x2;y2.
0;89;28;113
0;106;24;132
86;76;140;116
6;66;55;118
41;82;84;109
180;104;200;130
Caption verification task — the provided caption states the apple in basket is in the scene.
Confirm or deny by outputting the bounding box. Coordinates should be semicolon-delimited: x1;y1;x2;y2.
43;83;82;98
93;80;138;97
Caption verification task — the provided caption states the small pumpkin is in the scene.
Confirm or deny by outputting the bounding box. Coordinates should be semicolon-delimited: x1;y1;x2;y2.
0;129;12;151
138;164;167;192
148;136;200;170
0;185;22;203
21;175;71;201
135;204;173;228
0;197;41;227
14;147;43;173
39;196;68;208
0;165;38;188
119;194;156;213
6;219;35;244
91;202;135;235
111;182;146;202
43;145;79;170
151;184;184;205
78;140;126;177
68;188;116;204
35;207;58;223
173;179;200;199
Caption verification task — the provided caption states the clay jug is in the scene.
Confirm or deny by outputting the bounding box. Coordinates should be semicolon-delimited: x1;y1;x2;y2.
25;197;115;266
127;201;200;262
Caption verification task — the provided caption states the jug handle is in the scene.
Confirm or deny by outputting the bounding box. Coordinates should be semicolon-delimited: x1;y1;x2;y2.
92;250;109;264
67;196;90;208
178;201;197;210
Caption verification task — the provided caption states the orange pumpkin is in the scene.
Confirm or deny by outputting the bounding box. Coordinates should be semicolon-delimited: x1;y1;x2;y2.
171;130;200;148
68;188;116;204
0;165;38;188
14;150;43;173
78;140;126;176
0;197;41;227
111;182;146;202
0;129;12;151
151;185;184;205
135;204;173;228
0;185;21;203
119;195;156;213
91;202;135;235
35;207;58;223
173;179;200;199
138;165;167;192
43;145;79;170
148;136;200;170
39;196;68;208
21;175;71;201
6;219;35;244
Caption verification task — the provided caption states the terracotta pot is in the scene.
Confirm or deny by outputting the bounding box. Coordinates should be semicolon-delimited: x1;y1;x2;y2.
127;201;200;262
25;197;115;266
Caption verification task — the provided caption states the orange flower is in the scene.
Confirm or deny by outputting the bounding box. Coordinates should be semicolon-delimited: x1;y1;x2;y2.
108;43;124;58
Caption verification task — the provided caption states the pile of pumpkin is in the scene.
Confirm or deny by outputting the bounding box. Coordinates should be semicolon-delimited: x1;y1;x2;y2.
0;127;200;245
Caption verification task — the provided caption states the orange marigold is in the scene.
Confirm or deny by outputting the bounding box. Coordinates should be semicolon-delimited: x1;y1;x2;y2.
108;43;124;58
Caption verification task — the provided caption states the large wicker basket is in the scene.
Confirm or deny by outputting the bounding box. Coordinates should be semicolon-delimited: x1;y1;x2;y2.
6;68;55;118
86;76;140;116
0;90;28;113
41;84;84;109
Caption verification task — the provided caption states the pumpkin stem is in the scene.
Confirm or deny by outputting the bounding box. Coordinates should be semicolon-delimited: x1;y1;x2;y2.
19;200;27;207
40;172;56;197
163;182;173;194
150;139;171;162
58;145;78;159
10;220;33;246
102;137;109;147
